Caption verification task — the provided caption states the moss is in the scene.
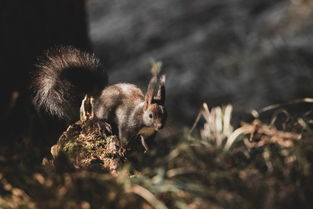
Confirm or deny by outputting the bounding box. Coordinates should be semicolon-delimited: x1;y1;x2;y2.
49;118;128;174
62;141;77;152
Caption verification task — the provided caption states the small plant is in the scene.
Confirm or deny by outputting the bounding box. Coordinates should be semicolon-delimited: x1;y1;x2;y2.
190;103;249;150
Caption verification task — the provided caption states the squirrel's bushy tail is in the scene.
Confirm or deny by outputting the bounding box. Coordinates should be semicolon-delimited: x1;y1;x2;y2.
32;46;108;121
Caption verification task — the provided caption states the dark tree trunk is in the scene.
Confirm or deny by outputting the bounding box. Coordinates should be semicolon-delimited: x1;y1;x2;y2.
0;0;90;146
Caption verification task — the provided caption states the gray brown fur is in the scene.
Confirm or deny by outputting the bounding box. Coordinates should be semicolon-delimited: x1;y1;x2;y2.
33;46;108;121
95;79;167;145
33;46;166;147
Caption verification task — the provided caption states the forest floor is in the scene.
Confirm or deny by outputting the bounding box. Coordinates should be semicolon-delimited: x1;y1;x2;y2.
1;99;313;209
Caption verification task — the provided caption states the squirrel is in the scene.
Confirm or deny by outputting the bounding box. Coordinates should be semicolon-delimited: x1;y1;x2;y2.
33;46;167;151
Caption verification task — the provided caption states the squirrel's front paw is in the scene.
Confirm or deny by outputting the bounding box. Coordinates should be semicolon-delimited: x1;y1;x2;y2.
139;135;149;153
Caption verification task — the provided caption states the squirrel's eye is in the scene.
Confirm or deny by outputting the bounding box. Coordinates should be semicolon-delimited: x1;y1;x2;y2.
149;114;153;119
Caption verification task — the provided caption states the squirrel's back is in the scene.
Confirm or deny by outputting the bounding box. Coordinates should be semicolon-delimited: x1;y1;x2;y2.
32;46;108;121
94;83;144;127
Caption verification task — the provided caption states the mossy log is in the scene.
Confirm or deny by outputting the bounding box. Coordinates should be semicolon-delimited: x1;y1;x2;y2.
48;118;127;175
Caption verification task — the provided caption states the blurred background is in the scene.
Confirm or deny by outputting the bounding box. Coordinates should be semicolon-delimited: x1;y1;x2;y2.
89;0;313;126
1;0;313;142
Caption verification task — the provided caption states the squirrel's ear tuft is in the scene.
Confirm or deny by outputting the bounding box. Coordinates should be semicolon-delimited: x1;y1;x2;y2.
150;61;162;76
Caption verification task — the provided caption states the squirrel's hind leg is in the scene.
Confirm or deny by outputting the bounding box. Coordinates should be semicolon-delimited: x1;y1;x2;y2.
80;95;95;122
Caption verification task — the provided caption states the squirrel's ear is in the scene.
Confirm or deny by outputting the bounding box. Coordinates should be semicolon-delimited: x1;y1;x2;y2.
144;61;161;110
144;75;157;110
154;75;166;106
